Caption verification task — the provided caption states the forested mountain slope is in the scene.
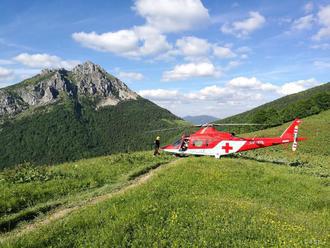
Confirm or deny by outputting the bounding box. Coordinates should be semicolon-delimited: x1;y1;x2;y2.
0;62;183;168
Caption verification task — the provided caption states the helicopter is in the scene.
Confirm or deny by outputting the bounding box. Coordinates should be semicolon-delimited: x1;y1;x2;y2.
150;119;305;159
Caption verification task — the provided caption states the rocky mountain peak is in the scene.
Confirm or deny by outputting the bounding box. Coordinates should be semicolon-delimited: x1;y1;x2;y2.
41;68;56;75
72;61;103;75
0;61;139;117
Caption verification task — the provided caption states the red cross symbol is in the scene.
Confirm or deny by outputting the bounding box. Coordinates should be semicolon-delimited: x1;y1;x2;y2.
222;142;233;153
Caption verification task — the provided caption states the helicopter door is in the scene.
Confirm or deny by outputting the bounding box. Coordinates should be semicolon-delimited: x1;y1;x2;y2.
180;138;190;151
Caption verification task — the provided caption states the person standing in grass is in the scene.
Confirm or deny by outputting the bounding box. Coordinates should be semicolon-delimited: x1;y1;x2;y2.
154;136;160;156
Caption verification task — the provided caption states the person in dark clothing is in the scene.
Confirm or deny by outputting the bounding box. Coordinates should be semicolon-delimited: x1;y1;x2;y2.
154;136;160;156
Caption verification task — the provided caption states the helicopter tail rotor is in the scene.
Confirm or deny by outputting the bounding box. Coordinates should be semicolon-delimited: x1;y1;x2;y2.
292;126;299;151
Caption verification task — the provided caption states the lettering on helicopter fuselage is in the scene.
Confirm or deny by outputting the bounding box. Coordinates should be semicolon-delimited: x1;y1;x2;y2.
256;140;264;145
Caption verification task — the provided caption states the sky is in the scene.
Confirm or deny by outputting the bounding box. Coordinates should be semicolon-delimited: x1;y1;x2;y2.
0;0;329;118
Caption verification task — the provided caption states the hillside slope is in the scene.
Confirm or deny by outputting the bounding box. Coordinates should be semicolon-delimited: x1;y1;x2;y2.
0;62;183;168
1;111;329;247
215;83;330;132
239;109;330;176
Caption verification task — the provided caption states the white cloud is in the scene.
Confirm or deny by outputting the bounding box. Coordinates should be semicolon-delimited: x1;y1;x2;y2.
133;0;209;33
277;78;319;95
14;53;80;69
313;60;330;69
314;27;330;40
0;67;13;80
73;0;210;59
162;62;219;81
313;4;330;40
139;86;226;103
213;45;236;58
227;77;320;95
138;89;180;100
227;76;278;91
73;26;171;59
221;11;265;37
117;71;144;81
147;77;319;101
13;68;40;80
153;49;180;61
225;60;242;70
292;14;314;30
134;26;172;56
318;5;330;26
175;36;238;61
72;30;139;54
0;59;14;65
161;59;242;82
141;78;273;104
311;43;330;49
197;85;227;99
139;77;322;117
0;68;38;88
304;2;314;13
236;46;251;59
176;36;210;57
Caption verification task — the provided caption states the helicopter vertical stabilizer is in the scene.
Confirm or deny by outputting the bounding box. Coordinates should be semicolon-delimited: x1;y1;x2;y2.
280;119;302;151
280;119;301;139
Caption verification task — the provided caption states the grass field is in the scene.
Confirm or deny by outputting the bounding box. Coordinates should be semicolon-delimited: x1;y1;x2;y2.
241;109;330;177
1;111;329;247
0;152;174;233
2;157;329;247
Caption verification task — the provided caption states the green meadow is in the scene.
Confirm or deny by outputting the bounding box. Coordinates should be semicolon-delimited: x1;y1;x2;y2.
1;111;329;247
0;152;174;233
241;109;330;177
2;157;329;247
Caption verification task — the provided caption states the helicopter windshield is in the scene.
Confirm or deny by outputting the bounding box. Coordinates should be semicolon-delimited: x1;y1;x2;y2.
172;139;182;147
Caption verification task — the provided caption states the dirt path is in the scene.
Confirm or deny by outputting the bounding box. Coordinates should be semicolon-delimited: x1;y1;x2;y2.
0;159;180;242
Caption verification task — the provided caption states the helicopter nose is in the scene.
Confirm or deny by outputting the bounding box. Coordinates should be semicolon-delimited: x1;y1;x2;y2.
160;144;172;150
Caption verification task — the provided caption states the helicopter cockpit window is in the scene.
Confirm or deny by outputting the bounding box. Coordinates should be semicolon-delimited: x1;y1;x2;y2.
172;139;181;147
193;140;203;147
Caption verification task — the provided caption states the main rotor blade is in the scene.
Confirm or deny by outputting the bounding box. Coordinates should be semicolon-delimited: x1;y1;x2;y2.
211;123;265;126
145;123;265;133
145;126;193;133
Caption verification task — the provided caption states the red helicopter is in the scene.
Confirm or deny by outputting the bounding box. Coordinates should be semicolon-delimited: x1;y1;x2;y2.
154;119;305;158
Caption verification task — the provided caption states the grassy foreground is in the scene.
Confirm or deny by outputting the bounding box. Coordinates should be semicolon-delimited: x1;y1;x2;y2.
1;111;329;247
2;157;329;247
0;152;174;233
